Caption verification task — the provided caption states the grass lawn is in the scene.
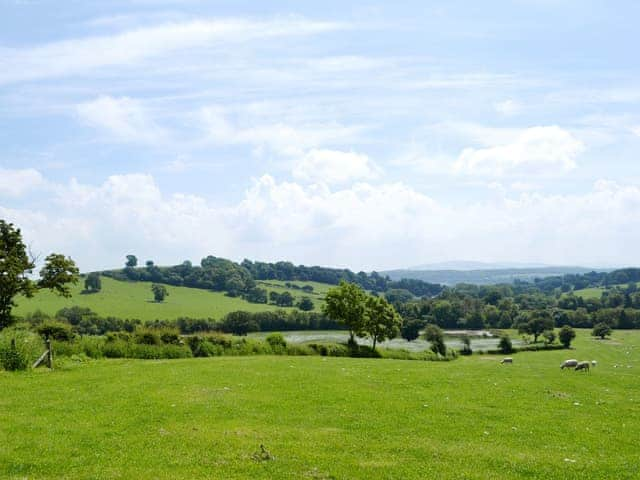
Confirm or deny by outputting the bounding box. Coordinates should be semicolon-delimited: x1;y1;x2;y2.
13;277;328;321
1;330;639;479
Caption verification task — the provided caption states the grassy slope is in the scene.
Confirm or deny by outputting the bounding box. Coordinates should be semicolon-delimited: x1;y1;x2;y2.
1;330;639;479
13;277;329;321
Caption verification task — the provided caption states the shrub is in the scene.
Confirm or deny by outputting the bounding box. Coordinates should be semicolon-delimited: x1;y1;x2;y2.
134;328;161;345
459;334;473;356
0;326;45;371
265;332;287;352
424;324;447;356
559;325;576;348
498;334;513;354
36;321;74;341
592;322;612;340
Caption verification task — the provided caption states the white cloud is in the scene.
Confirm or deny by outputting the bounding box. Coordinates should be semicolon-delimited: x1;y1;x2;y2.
632;125;640;137
454;126;584;176
5;171;640;272
292;149;378;185
200;106;363;156
76;96;166;143
494;99;521;116
0;168;46;197
0;17;347;85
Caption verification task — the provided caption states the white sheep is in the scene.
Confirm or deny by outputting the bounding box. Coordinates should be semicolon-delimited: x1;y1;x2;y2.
561;359;579;370
500;357;513;364
575;361;590;372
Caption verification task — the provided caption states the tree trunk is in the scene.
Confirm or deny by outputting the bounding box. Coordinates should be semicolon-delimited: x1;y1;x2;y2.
372;336;377;351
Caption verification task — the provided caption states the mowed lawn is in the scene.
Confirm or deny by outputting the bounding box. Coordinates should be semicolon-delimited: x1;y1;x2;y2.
1;331;639;479
13;277;325;321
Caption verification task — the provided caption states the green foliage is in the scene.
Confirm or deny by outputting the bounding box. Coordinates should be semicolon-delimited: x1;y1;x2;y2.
592;322;612;339
459;334;473;355
296;296;314;311
125;255;138;268
558;325;576;348
498;334;513;354
269;290;294;307
265;332;287;352
0;220;78;330
542;329;556;345
424;324;446;356
322;281;367;342
363;295;402;350
518;311;554;342
400;318;424;342
84;272;102;293
36;321;74;341
0;326;44;370
151;283;169;302
220;311;260;335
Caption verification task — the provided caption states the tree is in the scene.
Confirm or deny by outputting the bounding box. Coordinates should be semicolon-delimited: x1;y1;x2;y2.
424;324;446;356
151;283;168;302
1;220;79;330
558;325;576;348
125;255;138;268
364;295;402;350
592;322;612;340
84;272;102;293
322;281;367;344
542;330;556;345
401;318;424;342
519;311;554;343
498;334;513;354
297;297;314;311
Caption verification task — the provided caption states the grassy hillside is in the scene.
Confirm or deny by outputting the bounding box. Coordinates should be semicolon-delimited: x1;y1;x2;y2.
1;330;639;479
14;277;329;321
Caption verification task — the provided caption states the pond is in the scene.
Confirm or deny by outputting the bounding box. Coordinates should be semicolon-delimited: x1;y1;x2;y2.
249;330;523;353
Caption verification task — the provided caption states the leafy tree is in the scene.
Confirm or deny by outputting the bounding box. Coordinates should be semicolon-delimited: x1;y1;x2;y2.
498;334;513;354
36;321;74;341
558;325;576;348
542;329;556;345
460;334;472;355
424;324;446;356
592;322;612;340
220;311;259;335
84;272;102;293
518;311;554;343
322;281;367;344
151;283;169;303
297;297;315;311
0;220;79;330
125;255;138;268
401;318;424;342
364;295;402;350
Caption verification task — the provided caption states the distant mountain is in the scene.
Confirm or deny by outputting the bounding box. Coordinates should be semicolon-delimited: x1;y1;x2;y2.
409;261;552;271
382;266;609;286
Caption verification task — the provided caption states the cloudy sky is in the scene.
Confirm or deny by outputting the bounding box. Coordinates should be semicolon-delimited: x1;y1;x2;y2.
1;0;640;272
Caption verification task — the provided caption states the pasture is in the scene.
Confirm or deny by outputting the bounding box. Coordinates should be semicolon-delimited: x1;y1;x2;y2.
1;330;639;479
13;277;326;321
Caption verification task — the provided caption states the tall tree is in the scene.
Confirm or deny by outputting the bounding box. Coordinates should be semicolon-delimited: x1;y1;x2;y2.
364;295;402;350
322;281;367;344
125;255;138;268
0;220;79;329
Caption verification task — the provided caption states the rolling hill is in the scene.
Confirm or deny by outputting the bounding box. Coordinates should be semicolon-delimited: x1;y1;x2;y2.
14;277;328;321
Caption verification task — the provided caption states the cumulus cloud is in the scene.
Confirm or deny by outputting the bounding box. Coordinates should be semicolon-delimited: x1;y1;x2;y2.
3;171;640;271
0;168;46;197
292;149;378;185
454;126;584;176
494;99;521;116
76;96;166;143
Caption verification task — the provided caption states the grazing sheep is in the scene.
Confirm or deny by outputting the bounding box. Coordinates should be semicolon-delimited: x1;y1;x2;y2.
591;360;597;367
561;359;579;369
575;361;590;372
500;357;513;364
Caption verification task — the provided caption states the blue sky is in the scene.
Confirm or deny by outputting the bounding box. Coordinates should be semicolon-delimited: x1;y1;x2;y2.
1;0;640;271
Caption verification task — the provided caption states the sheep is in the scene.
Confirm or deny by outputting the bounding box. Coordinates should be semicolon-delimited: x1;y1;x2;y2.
575;361;590;372
591;360;597;367
561;359;579;370
500;357;513;364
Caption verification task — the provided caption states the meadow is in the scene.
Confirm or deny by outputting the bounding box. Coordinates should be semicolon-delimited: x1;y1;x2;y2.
1;330;639;479
13;277;324;321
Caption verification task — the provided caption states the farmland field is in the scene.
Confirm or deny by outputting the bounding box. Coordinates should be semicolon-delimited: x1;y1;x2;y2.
13;277;327;321
1;330;639;479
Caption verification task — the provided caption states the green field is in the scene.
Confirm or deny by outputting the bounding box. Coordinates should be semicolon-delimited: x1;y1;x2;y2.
13;277;328;321
1;330;639;479
571;287;606;300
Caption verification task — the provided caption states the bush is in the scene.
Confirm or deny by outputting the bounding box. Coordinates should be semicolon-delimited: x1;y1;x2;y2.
559;325;576;348
134;328;161;345
0;326;45;371
592;322;612;339
265;332;287;352
36;321;74;341
498;334;513;354
459;334;473;356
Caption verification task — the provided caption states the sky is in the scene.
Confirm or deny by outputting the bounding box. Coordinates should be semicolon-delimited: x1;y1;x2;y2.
1;0;640;272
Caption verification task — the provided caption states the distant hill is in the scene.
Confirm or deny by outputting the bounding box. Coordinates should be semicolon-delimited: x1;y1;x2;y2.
382;266;607;286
